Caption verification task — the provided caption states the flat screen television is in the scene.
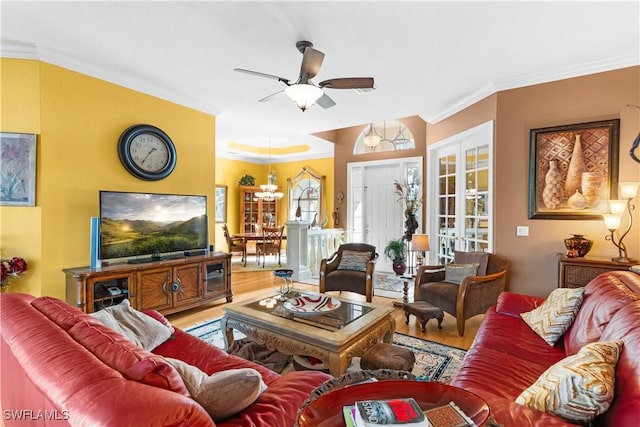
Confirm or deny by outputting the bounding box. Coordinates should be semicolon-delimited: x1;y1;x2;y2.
99;191;208;263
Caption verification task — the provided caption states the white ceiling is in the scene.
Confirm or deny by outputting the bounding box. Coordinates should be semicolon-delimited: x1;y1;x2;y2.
2;1;638;163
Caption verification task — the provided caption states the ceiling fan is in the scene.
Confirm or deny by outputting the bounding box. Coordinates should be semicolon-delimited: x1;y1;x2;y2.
234;40;374;111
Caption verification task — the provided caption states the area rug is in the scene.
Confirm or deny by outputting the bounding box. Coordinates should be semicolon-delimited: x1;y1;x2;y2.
185;318;466;383
231;258;286;272
299;272;406;300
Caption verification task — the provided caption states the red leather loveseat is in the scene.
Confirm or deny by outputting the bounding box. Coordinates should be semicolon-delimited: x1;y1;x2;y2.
0;293;332;426
451;271;640;426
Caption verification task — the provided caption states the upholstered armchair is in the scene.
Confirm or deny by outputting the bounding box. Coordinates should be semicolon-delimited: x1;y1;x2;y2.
414;251;508;336
319;243;378;302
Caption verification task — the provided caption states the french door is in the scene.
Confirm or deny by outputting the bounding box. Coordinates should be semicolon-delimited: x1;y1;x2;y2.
427;121;494;264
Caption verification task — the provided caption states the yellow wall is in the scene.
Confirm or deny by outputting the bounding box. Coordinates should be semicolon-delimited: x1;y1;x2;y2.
1;59;216;299
213;156;335;252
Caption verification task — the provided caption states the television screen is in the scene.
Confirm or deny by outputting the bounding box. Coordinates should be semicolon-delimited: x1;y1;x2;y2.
99;191;208;262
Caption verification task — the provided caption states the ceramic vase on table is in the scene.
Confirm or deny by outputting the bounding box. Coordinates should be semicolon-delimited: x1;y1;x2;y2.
564;234;593;258
542;160;563;209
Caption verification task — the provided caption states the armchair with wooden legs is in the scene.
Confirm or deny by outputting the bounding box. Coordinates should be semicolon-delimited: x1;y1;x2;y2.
319;243;378;303
414;251;508;336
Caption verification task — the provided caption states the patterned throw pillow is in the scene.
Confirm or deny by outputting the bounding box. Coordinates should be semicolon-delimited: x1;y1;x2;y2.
521;287;585;346
444;263;479;285
337;250;372;272
515;341;623;423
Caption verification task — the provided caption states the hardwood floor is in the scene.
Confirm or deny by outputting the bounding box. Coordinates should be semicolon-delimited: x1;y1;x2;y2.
168;270;482;350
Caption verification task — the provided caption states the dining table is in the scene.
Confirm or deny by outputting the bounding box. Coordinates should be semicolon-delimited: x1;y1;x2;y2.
231;232;287;264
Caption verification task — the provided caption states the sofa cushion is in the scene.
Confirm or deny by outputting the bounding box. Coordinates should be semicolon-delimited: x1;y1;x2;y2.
166;357;267;422
521;287;585;346
337;250;372;272
444;263;479;284
31;296;92;330
454;251;489;276
68;320;189;396
90;299;171;351
564;272;640;355
516;341;622;423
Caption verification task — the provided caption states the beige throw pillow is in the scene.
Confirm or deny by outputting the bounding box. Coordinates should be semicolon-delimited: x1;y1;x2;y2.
165;357;268;422
521;287;585;346
444;263;479;285
516;341;622;423
90;299;171;351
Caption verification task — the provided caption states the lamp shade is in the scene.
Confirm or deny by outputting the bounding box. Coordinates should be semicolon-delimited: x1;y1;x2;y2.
284;84;323;111
412;234;430;252
603;214;622;231
619;182;640;199
608;200;627;215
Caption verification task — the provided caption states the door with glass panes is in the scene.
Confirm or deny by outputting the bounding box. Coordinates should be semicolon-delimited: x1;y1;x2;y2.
428;121;493;264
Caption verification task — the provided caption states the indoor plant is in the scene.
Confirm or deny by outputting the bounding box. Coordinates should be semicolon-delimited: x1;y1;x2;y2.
384;239;407;275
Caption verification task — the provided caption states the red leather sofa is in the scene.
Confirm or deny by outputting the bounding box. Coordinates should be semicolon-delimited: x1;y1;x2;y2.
452;271;640;426
0;293;332;426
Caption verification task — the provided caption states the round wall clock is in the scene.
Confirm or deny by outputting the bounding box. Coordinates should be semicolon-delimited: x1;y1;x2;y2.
117;124;177;181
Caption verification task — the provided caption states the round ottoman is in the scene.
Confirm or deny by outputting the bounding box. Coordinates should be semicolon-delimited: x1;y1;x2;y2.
360;343;415;372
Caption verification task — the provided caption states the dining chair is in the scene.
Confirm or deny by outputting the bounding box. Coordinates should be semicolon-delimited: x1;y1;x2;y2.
257;225;285;267
223;224;247;266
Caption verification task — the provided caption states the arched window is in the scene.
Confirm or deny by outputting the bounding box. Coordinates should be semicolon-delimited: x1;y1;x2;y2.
288;166;325;223
354;119;415;154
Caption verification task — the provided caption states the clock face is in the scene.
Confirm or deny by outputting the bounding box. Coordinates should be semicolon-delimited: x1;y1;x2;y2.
129;133;170;172
118;124;176;181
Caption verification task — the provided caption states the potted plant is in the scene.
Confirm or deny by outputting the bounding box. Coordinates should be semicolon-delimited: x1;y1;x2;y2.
384;239;407;275
239;174;255;186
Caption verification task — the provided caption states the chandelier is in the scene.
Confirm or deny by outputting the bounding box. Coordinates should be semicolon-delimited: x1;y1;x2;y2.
254;140;284;201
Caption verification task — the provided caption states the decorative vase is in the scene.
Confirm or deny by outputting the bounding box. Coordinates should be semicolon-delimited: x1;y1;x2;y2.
581;172;602;208
565;135;585;198
392;260;407;276
568;190;587;210
564;234;593;258
542;160;563;209
404;212;419;241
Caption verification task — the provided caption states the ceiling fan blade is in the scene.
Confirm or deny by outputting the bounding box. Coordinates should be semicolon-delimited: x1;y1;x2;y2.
316;93;336;109
319;77;374;89
234;68;290;85
258;90;284;103
298;47;324;83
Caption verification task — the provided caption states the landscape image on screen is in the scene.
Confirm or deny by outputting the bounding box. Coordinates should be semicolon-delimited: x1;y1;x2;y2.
100;191;207;260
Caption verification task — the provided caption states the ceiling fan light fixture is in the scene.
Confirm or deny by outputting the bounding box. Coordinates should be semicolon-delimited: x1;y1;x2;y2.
285;84;323;111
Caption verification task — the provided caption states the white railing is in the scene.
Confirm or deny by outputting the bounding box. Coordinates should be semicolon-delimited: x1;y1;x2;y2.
307;228;345;277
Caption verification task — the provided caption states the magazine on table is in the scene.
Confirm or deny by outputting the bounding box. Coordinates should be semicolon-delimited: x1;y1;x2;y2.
349;398;430;426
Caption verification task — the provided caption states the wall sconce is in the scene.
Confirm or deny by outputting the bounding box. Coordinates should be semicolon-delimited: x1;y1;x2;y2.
602;182;639;262
412;234;430;268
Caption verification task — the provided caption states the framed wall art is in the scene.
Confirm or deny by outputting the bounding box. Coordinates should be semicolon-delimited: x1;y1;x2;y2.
215;185;227;223
528;119;620;219
1;132;37;207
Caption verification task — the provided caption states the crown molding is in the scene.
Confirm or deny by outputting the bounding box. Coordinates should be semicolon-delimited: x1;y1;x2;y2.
424;52;640;124
1;39;222;116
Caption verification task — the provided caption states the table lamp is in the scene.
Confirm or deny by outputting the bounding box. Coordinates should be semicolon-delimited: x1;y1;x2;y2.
602;181;639;262
412;234;430;268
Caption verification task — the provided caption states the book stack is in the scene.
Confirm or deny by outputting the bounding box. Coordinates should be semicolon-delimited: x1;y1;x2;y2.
343;399;475;427
343;398;429;426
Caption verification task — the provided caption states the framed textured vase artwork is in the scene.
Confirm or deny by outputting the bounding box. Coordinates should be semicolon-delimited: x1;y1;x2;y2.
528;119;620;219
1;132;37;207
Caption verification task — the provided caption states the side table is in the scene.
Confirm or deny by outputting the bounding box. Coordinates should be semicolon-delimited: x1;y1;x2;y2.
392;275;414;307
557;254;635;288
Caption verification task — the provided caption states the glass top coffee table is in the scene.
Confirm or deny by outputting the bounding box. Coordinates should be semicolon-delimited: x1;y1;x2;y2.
221;289;395;376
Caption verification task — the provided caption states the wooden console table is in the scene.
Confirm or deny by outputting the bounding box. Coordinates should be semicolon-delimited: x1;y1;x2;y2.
64;252;232;314
557;254;635;288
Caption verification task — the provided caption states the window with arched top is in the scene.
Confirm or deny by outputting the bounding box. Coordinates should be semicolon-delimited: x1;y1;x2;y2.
287;166;325;223
354;119;416;154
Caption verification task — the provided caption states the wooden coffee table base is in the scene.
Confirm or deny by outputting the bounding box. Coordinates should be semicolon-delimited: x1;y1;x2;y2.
221;314;395;377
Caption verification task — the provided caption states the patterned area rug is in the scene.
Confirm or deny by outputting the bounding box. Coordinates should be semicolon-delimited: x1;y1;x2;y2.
185;318;466;383
298;272;407;299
